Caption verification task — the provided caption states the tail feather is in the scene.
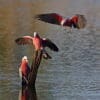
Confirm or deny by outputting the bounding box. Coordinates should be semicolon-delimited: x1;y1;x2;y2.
42;51;52;59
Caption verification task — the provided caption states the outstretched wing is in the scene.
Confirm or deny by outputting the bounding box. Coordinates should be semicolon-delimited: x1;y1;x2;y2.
35;13;64;25
42;38;59;52
15;36;33;45
76;14;87;29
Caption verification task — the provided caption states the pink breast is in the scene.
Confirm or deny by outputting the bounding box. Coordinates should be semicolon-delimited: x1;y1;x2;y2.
33;38;42;50
21;62;29;77
71;16;78;24
64;19;72;26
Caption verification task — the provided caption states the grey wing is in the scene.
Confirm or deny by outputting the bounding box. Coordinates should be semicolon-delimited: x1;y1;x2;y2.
15;36;33;45
42;38;59;52
35;13;63;25
77;14;87;29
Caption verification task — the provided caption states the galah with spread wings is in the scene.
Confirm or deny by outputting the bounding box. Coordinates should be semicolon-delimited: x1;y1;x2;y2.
35;13;87;29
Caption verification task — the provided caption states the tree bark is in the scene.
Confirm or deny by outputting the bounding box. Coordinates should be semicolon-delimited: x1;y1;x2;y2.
28;50;43;87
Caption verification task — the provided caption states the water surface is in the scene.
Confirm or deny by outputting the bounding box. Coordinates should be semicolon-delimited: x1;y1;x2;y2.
0;0;100;100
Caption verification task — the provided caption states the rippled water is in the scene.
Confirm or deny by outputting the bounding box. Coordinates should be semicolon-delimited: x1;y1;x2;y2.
0;0;100;100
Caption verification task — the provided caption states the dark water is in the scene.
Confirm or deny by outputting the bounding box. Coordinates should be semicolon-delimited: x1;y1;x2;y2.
0;0;100;100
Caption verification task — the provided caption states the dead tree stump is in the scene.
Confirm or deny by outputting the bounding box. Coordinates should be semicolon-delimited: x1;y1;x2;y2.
28;50;43;87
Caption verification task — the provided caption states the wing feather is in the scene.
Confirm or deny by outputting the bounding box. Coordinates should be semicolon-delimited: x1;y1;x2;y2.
42;38;59;52
35;13;63;25
15;36;33;45
77;14;87;29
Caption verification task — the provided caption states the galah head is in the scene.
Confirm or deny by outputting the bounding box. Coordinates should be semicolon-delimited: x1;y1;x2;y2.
34;32;38;37
22;56;28;62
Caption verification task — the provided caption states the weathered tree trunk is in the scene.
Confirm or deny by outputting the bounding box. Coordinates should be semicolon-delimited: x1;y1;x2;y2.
19;86;37;100
28;50;43;87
